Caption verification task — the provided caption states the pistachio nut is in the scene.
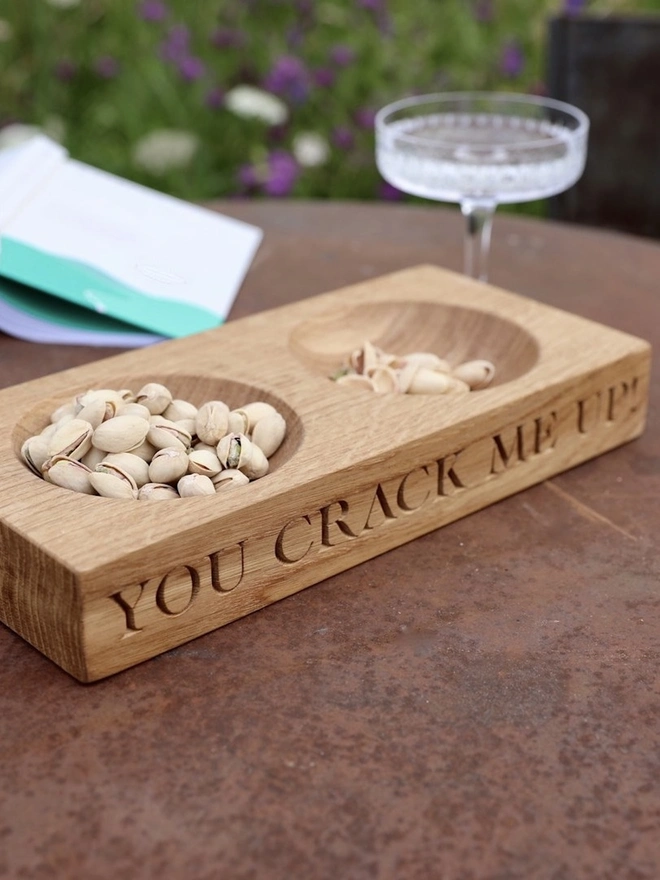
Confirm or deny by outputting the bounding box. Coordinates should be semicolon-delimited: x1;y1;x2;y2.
195;400;230;445
80;445;107;471
101;452;150;487
251;411;287;458
212;468;250;490
129;438;158;462
227;410;249;435
50;401;78;424
452;359;496;390
163;399;198;422
147;416;192;452
117;402;152;420
149;447;190;483
401;352;451;372
77;396;112;429
21;435;52;475
407;367;455;395
216;433;250;470
187;448;222;477
89;465;138;499
235;401;277;433
138;482;179;501
92;415;150;453
43;455;95;494
136;382;173;415
48;418;94;460
177;473;215;497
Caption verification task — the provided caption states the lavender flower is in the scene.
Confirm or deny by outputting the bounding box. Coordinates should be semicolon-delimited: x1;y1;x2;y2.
177;56;205;81
264;150;298;197
332;126;354;150
210;28;246;49
354;107;376;129
500;40;524;77
205;86;224;109
159;24;190;63
313;67;335;88
264;55;309;104
54;59;77;81
379;181;404;201
94;56;120;79
139;0;168;22
330;44;355;67
564;0;587;14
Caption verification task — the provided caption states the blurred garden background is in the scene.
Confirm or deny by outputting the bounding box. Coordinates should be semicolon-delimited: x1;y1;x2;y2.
0;0;658;214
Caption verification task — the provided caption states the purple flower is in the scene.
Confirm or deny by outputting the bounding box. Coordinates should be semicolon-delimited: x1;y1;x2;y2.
379;181;404;201
211;28;246;49
178;56;205;81
332;126;354;150
564;0;587;13
330;44;356;67
354;107;376;129
264;150;298;197
473;0;493;21
94;55;120;79
263;55;309;104
54;59;77;81
159;25;190;63
313;67;335;88
139;0;168;22
238;164;260;189
205;86;224;109
500;40;524;77
359;0;382;9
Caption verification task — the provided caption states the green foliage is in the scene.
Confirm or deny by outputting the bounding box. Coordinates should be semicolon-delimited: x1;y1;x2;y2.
0;0;658;212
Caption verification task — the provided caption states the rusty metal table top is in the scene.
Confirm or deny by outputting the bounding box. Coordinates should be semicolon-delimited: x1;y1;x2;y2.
1;201;658;880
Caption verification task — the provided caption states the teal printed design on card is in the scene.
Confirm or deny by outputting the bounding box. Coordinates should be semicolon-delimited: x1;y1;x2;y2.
0;237;222;338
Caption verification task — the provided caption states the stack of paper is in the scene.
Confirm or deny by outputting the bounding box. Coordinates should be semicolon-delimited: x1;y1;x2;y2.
0;136;263;346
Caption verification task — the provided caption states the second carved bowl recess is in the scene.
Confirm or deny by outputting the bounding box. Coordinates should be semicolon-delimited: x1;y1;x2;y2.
289;300;540;389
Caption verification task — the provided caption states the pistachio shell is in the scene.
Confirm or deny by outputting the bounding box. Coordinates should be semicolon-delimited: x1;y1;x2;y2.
195;401;230;445
452;359;496;390
138;482;179;501
92;415;150;453
149;447;189;483
101;452;150;487
76;397;110;429
43;456;95;494
212;468;250;490
177;473;215;497
50;402;78;424
401;352;451;372
235;401;278;433
77;389;124;413
89;468;138;499
21;435;51;475
163;399;198;422
367;365;399;394
242;444;269;480
135;383;173;415
48;418;94;460
187;448;222;477
251;412;287;458
80;445;107;471
334;373;374;391
216;433;250;470
407;367;455;395
227;410;248;434
129;439;158;462
147;417;192;452
117;402;152;420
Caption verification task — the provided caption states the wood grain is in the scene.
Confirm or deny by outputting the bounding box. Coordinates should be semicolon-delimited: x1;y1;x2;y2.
0;265;651;680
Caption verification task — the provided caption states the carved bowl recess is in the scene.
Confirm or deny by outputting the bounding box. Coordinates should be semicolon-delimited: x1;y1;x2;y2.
289;300;540;388
13;373;303;478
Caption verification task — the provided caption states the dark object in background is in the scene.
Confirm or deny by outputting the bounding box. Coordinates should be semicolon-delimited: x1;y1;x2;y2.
547;14;660;239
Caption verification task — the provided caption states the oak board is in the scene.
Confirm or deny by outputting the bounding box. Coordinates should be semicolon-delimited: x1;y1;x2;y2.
0;265;651;680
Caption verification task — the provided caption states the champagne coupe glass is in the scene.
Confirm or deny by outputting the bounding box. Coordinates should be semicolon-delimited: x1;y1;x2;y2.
375;92;589;282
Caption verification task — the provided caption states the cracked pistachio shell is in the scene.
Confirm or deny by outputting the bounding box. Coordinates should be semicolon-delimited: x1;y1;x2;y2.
401;352;451;372
195;401;230;445
50;401;78;424
76;389;124;413
212;468;249;490
191;441;218;455
335;373;374;392
39;422;60;442
47;418;94;460
234;401;277;433
367;365;399;395
147;417;192;452
21;435;52;475
177;473;215;497
138;482;179;501
81;445;107;470
349;340;380;375
148;447;189;483
187;448;222;477
164;399;198;422
251;412;286;458
89;466;138;499
135;383;172;415
117;402;152;420
43;455;95;494
101;452;150;487
406;367;456;395
216;433;251;470
128;439;157;462
241;443;269;480
92;415;150;453
452;359;496;390
77;396;113;429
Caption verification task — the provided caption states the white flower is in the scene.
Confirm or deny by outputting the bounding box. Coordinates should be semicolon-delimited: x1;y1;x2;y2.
0;19;13;42
292;132;331;168
0;124;43;151
224;85;288;126
44;0;81;7
132;129;200;175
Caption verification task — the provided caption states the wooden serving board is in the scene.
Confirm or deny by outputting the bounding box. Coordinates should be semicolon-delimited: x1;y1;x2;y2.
0;265;651;681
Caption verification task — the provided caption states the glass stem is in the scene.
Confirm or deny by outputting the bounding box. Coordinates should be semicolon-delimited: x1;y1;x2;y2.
461;200;496;282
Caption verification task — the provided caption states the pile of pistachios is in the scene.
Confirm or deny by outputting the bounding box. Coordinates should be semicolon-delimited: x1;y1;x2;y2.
20;383;287;500
332;340;495;395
